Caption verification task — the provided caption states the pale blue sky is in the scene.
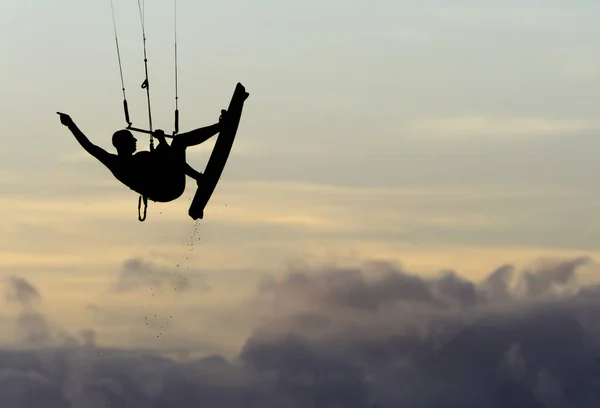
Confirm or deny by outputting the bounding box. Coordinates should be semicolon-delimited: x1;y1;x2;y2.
1;0;600;354
3;0;600;183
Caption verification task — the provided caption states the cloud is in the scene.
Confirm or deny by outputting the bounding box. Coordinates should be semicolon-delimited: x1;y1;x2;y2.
563;62;600;79
238;257;600;407
403;116;600;141
79;329;96;348
4;276;41;308
519;257;587;296
2;256;600;406
112;257;208;294
3;276;84;348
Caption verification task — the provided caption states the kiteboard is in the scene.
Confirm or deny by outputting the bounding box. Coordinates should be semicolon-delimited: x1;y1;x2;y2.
188;82;249;220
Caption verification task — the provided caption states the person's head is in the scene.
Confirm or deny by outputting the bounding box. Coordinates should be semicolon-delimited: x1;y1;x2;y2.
112;129;137;155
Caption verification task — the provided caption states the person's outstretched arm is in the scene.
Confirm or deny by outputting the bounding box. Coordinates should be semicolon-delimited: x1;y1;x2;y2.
57;112;113;166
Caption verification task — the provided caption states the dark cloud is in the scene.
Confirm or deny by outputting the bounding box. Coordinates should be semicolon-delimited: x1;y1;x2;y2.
3;256;600;407
519;257;588;297
79;329;96;348
85;304;132;326
16;312;53;346
480;264;514;302
4;276;41;308
3;276;78;348
112;257;208;295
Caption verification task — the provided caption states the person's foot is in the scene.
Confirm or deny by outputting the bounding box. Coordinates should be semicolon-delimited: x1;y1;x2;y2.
196;173;204;187
219;109;228;123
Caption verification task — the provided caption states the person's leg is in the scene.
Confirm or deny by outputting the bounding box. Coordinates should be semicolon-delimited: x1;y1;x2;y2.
171;122;221;150
160;144;204;186
184;163;205;185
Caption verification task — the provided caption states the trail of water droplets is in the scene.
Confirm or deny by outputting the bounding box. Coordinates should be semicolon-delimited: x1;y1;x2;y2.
140;219;202;345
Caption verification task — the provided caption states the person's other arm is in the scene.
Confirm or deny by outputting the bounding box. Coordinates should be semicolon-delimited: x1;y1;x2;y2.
152;129;170;151
57;112;113;166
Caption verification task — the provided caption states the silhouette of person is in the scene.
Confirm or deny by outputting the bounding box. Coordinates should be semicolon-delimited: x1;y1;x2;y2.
57;111;228;202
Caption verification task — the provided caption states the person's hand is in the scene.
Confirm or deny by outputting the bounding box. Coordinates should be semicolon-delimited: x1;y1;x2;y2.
152;129;165;138
152;129;167;143
57;112;74;127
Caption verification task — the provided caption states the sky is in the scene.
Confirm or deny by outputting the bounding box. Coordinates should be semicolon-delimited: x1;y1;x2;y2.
2;0;600;406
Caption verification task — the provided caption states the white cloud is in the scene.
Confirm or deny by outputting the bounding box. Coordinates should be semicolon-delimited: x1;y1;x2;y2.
563;62;600;79
402;116;599;141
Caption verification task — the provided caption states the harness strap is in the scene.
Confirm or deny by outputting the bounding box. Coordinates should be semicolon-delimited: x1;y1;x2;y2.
138;194;148;221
